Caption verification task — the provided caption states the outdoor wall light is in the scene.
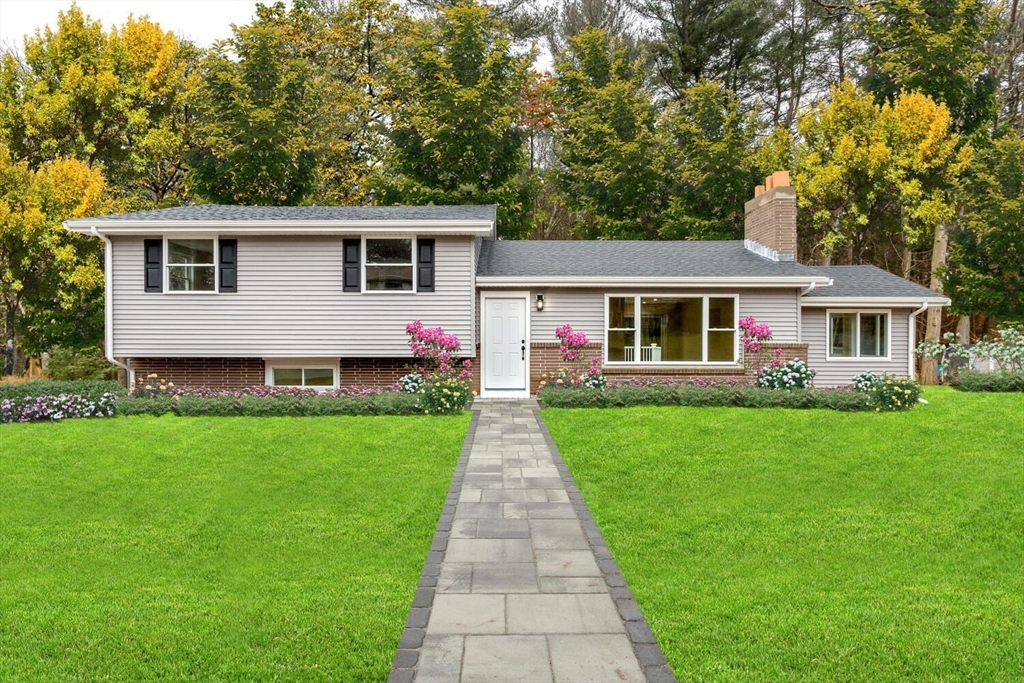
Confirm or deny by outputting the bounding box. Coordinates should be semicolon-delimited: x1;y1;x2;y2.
536;293;545;311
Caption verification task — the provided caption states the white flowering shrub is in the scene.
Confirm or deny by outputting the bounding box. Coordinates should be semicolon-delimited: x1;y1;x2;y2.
851;371;879;392
1;392;118;423
756;359;815;390
399;372;424;394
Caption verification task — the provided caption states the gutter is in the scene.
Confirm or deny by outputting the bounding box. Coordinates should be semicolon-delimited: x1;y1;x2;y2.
908;301;929;377
90;227;131;385
477;275;833;288
66;219;495;236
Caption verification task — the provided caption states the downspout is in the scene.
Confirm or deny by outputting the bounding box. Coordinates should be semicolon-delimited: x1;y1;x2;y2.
908;301;929;377
91;227;131;387
796;280;821;344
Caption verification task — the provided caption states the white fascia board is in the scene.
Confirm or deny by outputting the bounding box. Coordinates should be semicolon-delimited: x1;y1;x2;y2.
475;275;833;288
64;219;495;236
801;296;951;307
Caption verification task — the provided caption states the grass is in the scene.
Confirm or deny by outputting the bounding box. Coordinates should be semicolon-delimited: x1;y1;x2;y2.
0;413;470;681
543;387;1024;682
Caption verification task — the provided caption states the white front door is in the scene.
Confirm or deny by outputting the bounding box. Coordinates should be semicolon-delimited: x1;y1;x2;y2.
484;297;527;391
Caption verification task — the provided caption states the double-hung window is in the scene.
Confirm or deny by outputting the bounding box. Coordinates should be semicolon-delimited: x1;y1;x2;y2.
605;295;738;364
365;238;414;291
828;311;889;359
167;238;216;292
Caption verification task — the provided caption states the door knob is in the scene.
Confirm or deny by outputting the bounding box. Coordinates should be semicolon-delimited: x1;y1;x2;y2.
521;340;526;360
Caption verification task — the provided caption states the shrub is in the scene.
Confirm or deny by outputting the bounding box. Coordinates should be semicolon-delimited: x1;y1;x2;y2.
417;377;472;415
119;391;421;417
756;359;815;390
536;325;604;394
955;370;1024;392
399;372;424;394
1;392;119;423
46;346;119;380
851;371;879;392
864;373;920;411
0;379;125;402
406;320;473;413
540;384;872;411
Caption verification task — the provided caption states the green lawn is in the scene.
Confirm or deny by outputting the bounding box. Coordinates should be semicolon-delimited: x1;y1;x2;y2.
0;413;470;681
543;388;1024;682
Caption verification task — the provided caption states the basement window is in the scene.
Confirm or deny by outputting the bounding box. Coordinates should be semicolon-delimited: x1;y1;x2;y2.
265;360;339;390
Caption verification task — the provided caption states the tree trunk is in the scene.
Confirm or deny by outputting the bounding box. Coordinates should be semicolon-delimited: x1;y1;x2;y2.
920;223;949;384
4;304;15;377
902;246;913;279
957;314;971;343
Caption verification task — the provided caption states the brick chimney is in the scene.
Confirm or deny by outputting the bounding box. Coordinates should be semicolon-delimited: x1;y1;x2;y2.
744;170;797;262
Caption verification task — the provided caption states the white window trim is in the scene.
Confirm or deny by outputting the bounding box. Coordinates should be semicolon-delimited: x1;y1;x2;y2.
602;293;740;366
361;235;417;294
264;358;340;390
164;235;218;294
825;309;892;361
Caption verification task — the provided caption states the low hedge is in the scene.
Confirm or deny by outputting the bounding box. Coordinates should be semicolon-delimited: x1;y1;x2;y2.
0;379;126;401
954;371;1024;392
0;380;125;423
119;391;422;417
540;384;875;411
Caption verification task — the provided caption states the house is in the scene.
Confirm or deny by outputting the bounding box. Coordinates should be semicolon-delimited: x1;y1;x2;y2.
64;172;949;395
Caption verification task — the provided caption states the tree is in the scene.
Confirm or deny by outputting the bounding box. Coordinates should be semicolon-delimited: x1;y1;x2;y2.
990;0;1024;133
0;5;200;205
788;81;967;267
942;133;1024;323
382;1;534;237
187;23;317;205
552;28;666;239
251;0;409;204
545;0;636;55
630;0;772;100
0;146;113;375
857;0;1000;135
659;80;758;239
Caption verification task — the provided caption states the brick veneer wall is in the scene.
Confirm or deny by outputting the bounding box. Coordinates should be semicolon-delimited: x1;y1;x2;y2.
744;186;798;258
528;342;809;394
338;358;410;387
131;358;265;391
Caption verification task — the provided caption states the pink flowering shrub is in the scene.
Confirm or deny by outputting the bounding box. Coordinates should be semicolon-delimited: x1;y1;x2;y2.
738;316;790;378
406;320;473;413
539;325;605;393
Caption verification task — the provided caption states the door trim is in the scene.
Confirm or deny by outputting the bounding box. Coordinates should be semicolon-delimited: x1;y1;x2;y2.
479;290;531;398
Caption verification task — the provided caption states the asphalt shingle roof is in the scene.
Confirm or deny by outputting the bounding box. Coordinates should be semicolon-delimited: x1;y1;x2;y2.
80;204;497;222
803;265;944;299
476;239;825;278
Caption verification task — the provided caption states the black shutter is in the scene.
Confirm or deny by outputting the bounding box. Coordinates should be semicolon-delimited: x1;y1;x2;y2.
417;239;435;292
219;239;238;292
343;238;361;292
144;238;162;292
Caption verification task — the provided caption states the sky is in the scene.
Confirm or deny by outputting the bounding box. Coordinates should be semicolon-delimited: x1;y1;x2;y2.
0;0;271;53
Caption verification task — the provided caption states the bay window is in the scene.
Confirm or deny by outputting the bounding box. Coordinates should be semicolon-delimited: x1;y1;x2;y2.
605;295;738;364
829;311;889;359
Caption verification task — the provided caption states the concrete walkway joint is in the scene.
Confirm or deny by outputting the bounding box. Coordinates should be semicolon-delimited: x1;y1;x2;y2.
390;400;676;683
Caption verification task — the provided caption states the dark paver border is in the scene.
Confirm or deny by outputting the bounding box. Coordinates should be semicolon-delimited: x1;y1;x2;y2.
533;408;678;683
388;408;479;683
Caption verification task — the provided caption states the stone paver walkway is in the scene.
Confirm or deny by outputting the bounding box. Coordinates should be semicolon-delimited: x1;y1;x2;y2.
390;400;675;683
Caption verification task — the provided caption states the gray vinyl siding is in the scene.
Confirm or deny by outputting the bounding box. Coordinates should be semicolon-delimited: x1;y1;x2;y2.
111;235;474;357
802;307;913;386
522;287;801;345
